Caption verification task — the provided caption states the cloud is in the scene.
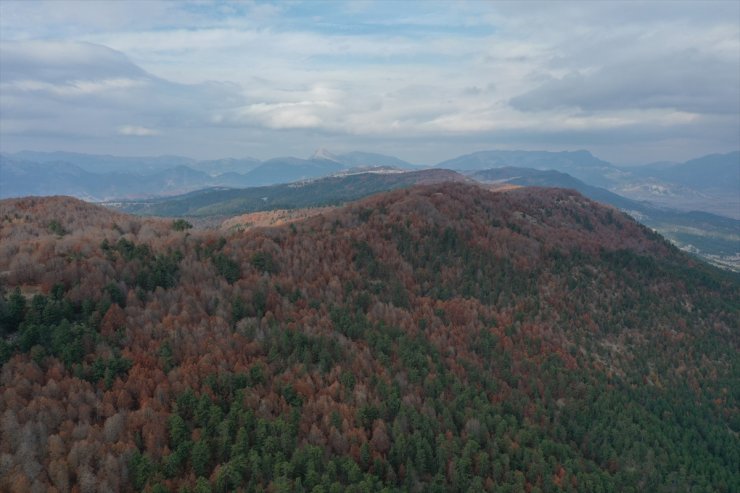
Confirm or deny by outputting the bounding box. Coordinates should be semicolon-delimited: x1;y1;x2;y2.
240;101;331;130
0;40;244;139
0;1;738;164
5;78;147;97
118;125;159;136
0;40;146;82
510;51;740;115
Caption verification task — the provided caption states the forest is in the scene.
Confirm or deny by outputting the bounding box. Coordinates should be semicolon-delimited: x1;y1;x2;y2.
0;184;738;492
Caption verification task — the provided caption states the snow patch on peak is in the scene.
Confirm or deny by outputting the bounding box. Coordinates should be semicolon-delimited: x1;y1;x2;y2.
311;148;340;162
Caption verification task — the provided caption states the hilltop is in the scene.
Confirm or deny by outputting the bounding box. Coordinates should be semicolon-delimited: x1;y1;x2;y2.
106;164;739;271
0;184;738;492
469;167;740;271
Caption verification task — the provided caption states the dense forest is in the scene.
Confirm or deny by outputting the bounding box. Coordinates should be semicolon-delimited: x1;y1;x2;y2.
0;184;738;492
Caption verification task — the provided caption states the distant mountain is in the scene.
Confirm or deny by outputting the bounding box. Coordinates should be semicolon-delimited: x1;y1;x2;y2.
7;150;196;174
110;168;468;217
4;151;264;177
240;150;420;186
437;149;626;187
0;151;353;199
0;155;213;200
3;148;737;220
1;149;423;199
192;157;262;176
336;151;417;169
1;157;97;199
243;156;347;186
438;149;739;219
629;151;739;191
470;167;638;209
311;147;343;163
615;151;740;219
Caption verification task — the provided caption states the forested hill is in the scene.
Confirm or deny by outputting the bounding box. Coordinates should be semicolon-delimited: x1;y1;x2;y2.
0;184;738;492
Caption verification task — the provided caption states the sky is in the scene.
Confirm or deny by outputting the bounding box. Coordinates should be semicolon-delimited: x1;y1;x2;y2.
0;0;738;165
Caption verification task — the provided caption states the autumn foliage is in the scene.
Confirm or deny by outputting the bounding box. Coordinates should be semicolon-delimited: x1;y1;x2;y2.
0;185;738;492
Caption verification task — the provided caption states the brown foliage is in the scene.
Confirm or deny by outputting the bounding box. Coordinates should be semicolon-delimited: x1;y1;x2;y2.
0;183;735;491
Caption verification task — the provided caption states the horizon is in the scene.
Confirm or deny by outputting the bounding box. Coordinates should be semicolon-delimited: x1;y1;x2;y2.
3;146;740;168
1;1;739;165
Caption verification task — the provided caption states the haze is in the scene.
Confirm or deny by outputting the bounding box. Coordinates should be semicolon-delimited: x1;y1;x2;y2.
1;0;739;165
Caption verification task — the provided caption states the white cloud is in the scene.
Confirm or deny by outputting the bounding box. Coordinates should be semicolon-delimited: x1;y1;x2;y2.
5;78;146;97
240;101;333;129
0;1;738;163
118;125;160;136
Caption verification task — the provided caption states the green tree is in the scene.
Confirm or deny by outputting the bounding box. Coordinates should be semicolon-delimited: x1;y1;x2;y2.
2;287;26;334
173;219;193;231
192;439;212;478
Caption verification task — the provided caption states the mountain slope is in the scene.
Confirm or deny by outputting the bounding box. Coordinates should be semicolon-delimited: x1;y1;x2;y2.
243;156;347;186
0;155;215;200
1;157;97;198
470;166;634;207
336;151;417;169
437;149;626;187
613;151;740;219
470;167;740;270
7;150;196;174
193;157;262;176
0;184;738;492
630;151;740;191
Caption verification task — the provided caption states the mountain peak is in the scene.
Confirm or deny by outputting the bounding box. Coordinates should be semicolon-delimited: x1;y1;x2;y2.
311;147;341;162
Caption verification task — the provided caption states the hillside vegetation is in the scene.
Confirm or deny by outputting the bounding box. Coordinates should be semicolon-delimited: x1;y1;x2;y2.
470;168;740;271
0;184;738;492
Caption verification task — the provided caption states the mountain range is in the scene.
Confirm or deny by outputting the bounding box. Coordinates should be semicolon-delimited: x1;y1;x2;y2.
2;147;738;270
436;150;739;219
0;149;418;200
437;149;626;188
3;148;737;217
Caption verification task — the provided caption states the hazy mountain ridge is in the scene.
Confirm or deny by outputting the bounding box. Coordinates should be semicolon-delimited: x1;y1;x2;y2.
8;151;198;174
335;151;417;169
110;168;468;217
438;149;740;219
3;148;737;218
0;150;420;200
614;151;740;219
1;155;216;200
628;151;739;190
245;156;346;186
0;184;737;491
437;149;626;188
